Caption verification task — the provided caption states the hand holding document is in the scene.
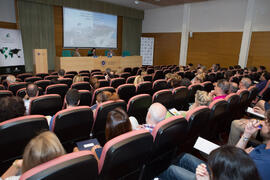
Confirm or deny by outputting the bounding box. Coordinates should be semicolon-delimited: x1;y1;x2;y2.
193;137;220;155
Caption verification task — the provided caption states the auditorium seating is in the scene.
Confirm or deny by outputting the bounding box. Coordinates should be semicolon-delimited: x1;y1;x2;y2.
0;84;4;90
17;73;32;81
98;130;153;180
132;67;140;76
123;67;132;73
71;82;92;91
45;84;69;102
92;100;126;145
8;82;28;95
79;70;90;74
51;106;94;152
64;74;75;79
34;80;51;92
143;75;152;82
91;69;101;73
0;115;49;174
16;87;43;98
172;86;189;110
29;94;63;116
237;89;250;118
152;90;174;109
66;71;78;75
127;94;152;124
20;151;98;180
126;75;137;84
188;84;203;103
110;77;125;88
78;90;92;106
35;73;49;79
152;79;169;93
0;90;13;98
93;75;105;80
79;73;90;77
91;87;115;105
98;79;109;88
117;84;136;103
225;93;240;131
50;71;58;75
58;78;73;87
142;116;188;180
247;86;258;106
201;81;214;92
24;76;42;83
45;75;58;80
136;81;152;95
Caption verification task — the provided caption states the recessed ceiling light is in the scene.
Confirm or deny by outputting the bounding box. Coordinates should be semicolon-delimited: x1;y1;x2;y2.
134;0;140;4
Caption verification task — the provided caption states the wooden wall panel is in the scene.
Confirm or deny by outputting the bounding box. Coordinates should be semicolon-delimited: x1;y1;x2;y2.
187;32;243;68
247;32;270;69
54;6;122;57
142;33;181;66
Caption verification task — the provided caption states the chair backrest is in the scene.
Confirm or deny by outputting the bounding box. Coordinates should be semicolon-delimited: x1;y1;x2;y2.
91;69;101;73
201;81;214;92
78;90;92;106
93;75;105;80
172;86;189;110
188;84;203;103
71;82;92;91
147;68;154;74
143;75;152;82
0;84;4;90
152;70;164;81
91;71;103;76
127;94;152;125
46;84;68;101
20;151;98;180
8;82;28;95
30;94;63;116
110;78;125;89
79;73;90;77
16;87;42;99
66;71;78;75
184;71;195;80
91;87;115;105
98;79;109;88
131;67;140;76
63;74;75;79
225;93;240;126
35;73;49;79
237;89;250;110
152;89;173;109
50;72;58;75
136;81;152;95
0;115;48;173
152;79;169;93
17;73;32;81
0;90;13;98
34;80;51;92
144;116;188;179
79;70;90;74
120;72;130;80
98;130;153;180
44;75;58;80
58;78;73;87
117;84;136;103
92;100;126;145
24;76;42;83
51;106;94;150
126;75;137;84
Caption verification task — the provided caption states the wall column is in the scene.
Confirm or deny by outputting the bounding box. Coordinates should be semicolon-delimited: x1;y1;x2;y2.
179;3;191;66
238;0;255;68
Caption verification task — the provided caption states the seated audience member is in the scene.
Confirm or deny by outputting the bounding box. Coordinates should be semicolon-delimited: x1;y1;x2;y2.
229;82;239;93
254;100;270;115
259;66;266;73
48;89;80;130
88;48;96;56
89;77;100;90
73;47;80;57
90;91;119;113
256;72;270;93
134;75;144;86
192;74;204;84
189;90;212;111
105;68;115;81
58;69;65;79
0;131;66;180
0;96;26;123
170;79;182;89
72;75;84;84
224;71;234;81
210;79;230;100
160;146;260;180
24;84;39;115
6;75;17;85
239;77;252;90
90;108;132;160
180;78;191;88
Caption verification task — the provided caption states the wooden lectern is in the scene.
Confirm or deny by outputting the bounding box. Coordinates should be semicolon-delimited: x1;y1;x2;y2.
33;49;48;74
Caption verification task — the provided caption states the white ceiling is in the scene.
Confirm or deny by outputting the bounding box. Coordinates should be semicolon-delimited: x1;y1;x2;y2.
96;0;160;10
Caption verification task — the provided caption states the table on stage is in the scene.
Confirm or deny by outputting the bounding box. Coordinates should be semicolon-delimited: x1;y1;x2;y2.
55;56;142;73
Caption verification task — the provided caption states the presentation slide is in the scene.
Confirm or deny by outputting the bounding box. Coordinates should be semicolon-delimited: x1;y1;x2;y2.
63;7;117;48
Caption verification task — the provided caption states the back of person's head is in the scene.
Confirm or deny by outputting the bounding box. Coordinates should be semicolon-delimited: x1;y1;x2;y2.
0;96;26;122
26;84;38;98
73;75;84;83
134;75;144;86
146;103;167;125
180;78;191;88
217;79;230;94
65;89;80;106
105;68;111;75
89;77;100;89
251;66;257;73
225;71;233;81
170;79;182;88
229;82;239;93
240;77;252;89
263;72;270;81
208;145;260;180
165;73;173;80
105;108;132;141
96;91;119;104
58;69;65;77
141;71;147;76
22;131;66;173
229;66;234;70
194;74;204;83
195;90;212;106
6;75;16;84
259;66;266;72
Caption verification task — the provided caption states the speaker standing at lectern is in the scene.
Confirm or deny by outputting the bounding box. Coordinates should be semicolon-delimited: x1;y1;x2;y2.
88;48;96;56
73;47;80;57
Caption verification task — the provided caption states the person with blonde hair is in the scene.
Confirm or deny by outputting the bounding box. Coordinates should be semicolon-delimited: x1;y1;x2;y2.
189;90;212;110
134;75;144;86
1;131;66;180
6;75;17;85
72;75;84;83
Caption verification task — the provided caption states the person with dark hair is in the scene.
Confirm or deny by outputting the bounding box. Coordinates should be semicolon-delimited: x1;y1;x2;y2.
170;79;182;88
0;96;26;122
89;77;100;90
224;71;233;81
228;82;239;93
259;66;266;73
90;91;119;113
88;48;96;56
58;69;65;78
210;79;230;100
180;78;191;88
256;72;270;93
24;84;39;115
105;68;115;81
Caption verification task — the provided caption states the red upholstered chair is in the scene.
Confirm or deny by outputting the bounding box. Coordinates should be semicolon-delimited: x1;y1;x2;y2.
91;87;115;105
146;68;154;74
16;87;43;99
51;106;94;152
57;78;73;87
117;84;136;103
24;76;42;83
136;81;152;95
184;71;195;80
66;71;78;75
132;67;140;76
123;67;132;73
91;69;101;73
237;89;250;118
50;71;58;75
247;86;258;106
8;82;28;95
152;89;173;109
79;73;90;77
110;78;125;89
127;94;152;125
20;151;98;180
0;90;13;98
182;106;211;152
201;81;214;93
35;73;49;79
0;84;4;90
44;75;58;80
0;115;48;174
188;84;203;103
79;70;90;74
98;79;109;88
63;74;75;79
34;80;51;92
126;75;137;84
143;75;152;82
172;86;189;111
93;75;105;80
120;72;131;80
152;70;164;81
45;84;69;102
17;73;32;81
98;130;153;180
78;90;92;106
71;82;92;91
143;116;188;180
29;94;63;116
152;79;169;94
92;100;126;145
82;76;90;82
225;93;240;131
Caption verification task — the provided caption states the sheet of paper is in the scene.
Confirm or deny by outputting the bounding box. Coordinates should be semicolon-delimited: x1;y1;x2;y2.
247;107;265;119
169;108;180;116
193;137;220;155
